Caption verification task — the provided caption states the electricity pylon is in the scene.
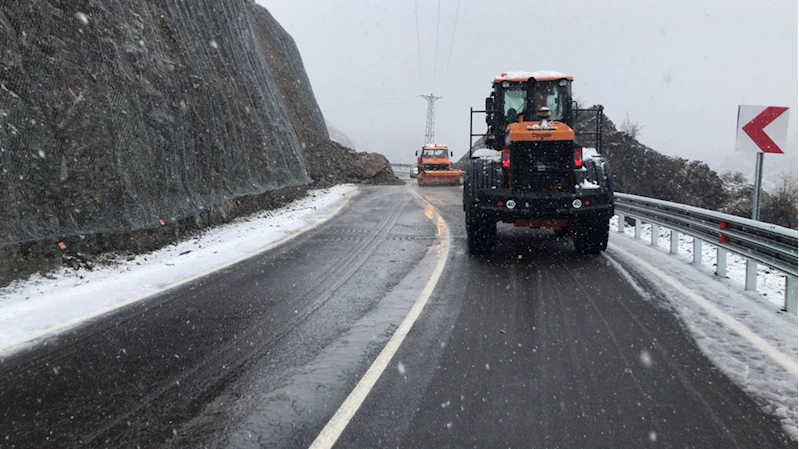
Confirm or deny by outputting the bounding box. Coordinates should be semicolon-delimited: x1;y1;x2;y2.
420;94;442;144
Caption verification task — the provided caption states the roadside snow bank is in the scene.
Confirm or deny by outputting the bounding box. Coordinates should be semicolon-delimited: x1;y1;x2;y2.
607;223;797;440
612;216;788;306
0;185;358;357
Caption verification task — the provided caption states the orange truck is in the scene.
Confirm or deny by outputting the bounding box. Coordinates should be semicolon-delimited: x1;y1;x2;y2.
415;143;462;186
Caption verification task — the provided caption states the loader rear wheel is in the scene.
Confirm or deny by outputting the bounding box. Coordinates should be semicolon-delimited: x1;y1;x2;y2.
466;206;496;255
464;158;500;255
574;218;609;254
553;226;571;238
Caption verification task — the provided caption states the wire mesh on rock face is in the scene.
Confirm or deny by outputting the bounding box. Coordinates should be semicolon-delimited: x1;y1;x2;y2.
0;0;311;247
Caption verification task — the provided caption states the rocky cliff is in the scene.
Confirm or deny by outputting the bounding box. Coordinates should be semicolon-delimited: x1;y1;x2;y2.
0;0;397;283
246;6;398;187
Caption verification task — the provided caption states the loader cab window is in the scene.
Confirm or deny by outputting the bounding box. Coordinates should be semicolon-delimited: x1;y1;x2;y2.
503;88;527;122
533;81;569;121
498;80;570;123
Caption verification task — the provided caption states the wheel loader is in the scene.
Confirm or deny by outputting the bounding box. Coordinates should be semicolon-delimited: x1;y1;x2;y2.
464;71;614;254
416;143;462;186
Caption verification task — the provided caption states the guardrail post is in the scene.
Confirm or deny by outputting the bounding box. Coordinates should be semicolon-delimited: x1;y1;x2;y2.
745;260;758;291
715;248;727;277
692;238;702;265
785;276;798;314
670;230;679;254
614;193;797;313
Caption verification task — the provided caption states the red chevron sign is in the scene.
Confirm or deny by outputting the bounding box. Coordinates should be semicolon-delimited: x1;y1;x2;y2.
736;105;790;154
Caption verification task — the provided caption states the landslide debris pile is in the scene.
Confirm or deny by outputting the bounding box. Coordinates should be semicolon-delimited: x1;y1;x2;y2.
0;1;396;256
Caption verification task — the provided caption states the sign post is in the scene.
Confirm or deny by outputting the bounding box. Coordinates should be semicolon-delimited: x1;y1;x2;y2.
735;105;790;220
752;153;764;220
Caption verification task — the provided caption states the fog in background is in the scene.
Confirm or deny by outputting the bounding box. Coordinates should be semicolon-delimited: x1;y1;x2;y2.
259;0;797;183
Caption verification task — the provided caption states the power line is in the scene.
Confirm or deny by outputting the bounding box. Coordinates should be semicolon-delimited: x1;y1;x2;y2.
326;96;417;112
441;0;461;89
431;0;442;91
414;0;423;92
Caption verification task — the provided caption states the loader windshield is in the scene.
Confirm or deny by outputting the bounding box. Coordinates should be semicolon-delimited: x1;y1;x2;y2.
497;80;570;123
532;81;568;121
503;88;527;121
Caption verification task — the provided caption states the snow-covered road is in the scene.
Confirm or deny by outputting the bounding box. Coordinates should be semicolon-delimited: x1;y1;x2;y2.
0;185;795;440
609;218;797;438
0;185;358;357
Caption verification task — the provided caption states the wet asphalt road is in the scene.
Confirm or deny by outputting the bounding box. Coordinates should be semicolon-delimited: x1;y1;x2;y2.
0;181;792;448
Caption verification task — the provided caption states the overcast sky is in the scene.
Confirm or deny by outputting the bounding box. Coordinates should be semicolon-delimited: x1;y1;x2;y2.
258;0;797;180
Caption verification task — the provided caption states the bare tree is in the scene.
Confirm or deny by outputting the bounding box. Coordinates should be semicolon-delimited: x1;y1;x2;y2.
721;171;747;184
620;112;645;140
761;173;798;229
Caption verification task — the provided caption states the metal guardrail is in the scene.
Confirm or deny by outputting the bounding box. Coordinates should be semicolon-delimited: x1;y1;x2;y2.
614;192;798;314
390;163;413;173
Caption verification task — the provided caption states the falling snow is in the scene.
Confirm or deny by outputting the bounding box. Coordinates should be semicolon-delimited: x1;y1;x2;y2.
639;350;653;368
0;185;357;356
610;220;798;439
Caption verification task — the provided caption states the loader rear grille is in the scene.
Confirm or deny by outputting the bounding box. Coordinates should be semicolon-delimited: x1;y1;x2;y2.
509;141;573;193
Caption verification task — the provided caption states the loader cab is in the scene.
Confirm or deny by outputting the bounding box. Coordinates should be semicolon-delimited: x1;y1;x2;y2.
486;75;574;141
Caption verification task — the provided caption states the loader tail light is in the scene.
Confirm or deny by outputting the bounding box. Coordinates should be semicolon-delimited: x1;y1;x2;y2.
502;149;510;169
574;147;583;168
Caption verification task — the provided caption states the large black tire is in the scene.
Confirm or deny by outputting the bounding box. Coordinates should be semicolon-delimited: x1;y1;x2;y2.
464;158;500;255
463;158;502;207
553;226;570;238
466;205;496;255
574;218;609;254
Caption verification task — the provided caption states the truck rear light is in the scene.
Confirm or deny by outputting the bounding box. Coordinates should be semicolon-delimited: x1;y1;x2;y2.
574;147;583;168
501;150;510;169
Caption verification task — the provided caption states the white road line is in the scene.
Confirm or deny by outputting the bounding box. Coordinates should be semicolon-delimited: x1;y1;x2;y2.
606;243;798;377
308;190;451;449
0;189;358;354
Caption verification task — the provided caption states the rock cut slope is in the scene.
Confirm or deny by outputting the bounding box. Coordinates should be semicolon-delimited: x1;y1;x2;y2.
0;0;396;283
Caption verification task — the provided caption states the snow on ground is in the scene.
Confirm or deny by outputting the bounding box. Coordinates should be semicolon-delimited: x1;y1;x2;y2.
0;185;358;358
610;216;788;307
608;217;798;439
